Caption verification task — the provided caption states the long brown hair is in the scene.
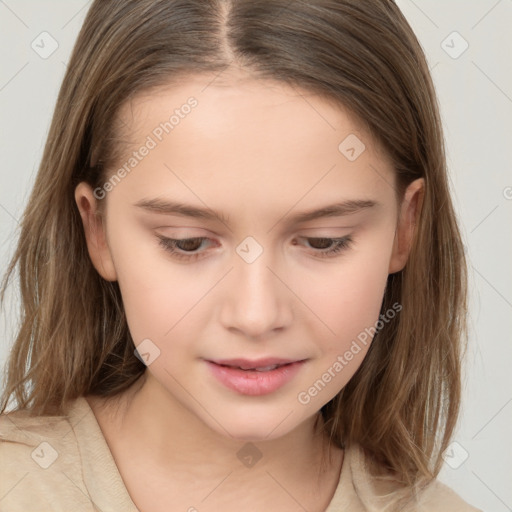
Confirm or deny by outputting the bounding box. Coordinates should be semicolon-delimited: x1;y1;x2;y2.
0;0;467;487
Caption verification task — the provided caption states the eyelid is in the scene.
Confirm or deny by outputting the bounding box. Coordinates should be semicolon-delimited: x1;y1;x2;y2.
156;233;354;262
298;225;357;231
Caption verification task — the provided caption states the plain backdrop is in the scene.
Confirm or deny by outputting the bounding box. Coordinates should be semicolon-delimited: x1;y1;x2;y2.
0;1;511;510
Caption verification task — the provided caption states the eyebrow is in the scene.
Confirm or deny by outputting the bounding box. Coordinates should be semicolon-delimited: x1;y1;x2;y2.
133;197;378;225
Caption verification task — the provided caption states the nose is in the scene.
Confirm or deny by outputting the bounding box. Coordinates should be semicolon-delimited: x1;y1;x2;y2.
218;248;292;339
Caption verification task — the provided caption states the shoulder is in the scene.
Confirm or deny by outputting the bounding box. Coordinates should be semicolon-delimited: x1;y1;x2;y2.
411;478;483;512
0;398;94;511
346;443;482;512
0;403;75;468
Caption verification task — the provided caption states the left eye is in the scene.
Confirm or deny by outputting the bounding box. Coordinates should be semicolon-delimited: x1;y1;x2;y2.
156;235;353;261
300;236;353;257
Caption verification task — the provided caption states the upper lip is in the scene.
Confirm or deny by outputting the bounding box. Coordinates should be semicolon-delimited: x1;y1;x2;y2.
208;357;305;369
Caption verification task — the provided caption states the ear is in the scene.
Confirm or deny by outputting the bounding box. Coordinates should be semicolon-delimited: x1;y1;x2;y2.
388;178;424;274
74;182;117;281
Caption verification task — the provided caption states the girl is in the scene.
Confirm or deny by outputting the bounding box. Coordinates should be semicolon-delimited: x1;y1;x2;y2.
0;1;481;511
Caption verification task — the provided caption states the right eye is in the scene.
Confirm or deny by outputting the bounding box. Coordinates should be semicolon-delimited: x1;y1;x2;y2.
156;235;215;261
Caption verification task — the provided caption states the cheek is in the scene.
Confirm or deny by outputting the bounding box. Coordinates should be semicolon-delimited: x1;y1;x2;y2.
291;236;394;404
108;229;207;344
296;231;394;353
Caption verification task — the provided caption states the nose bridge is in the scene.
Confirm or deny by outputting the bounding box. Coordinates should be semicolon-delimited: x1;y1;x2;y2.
219;238;291;337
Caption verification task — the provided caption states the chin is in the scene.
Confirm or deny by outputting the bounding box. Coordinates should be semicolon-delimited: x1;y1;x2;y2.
202;404;307;443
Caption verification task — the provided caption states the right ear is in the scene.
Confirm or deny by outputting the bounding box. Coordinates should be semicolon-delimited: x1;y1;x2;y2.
74;182;117;281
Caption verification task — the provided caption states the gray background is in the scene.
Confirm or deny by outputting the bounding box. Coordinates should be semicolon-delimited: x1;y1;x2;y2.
0;1;511;510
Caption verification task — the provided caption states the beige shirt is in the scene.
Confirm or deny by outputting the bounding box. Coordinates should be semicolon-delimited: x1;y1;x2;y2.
0;396;481;511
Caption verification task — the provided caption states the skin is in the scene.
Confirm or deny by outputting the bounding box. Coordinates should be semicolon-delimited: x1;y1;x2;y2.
75;69;424;512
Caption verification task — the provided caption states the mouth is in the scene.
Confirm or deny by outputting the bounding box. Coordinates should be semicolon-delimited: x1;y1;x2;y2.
208;357;303;371
205;357;307;396
215;362;292;372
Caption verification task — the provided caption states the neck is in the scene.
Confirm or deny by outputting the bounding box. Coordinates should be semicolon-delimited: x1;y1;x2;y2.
87;371;343;509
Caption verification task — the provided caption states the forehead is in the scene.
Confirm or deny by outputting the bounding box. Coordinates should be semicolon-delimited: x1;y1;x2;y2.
110;74;396;212
120;74;368;145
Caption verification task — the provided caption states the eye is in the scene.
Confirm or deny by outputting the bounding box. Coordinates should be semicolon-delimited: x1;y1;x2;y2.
297;236;353;258
156;235;214;262
156;234;354;262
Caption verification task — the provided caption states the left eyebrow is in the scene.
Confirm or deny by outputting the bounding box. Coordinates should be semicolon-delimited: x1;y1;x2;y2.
282;199;378;224
133;197;378;226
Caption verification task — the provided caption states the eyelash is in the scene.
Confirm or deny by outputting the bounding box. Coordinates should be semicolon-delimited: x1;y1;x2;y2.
156;234;353;262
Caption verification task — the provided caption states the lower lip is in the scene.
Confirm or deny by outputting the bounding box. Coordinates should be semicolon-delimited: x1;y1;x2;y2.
206;360;306;396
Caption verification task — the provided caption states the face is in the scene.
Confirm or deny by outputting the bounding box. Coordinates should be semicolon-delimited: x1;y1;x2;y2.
76;72;423;441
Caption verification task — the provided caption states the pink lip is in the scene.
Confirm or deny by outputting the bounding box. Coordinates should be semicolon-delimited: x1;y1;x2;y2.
205;359;306;396
210;357;299;369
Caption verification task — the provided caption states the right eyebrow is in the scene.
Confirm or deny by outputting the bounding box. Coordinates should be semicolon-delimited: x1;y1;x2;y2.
133;197;231;224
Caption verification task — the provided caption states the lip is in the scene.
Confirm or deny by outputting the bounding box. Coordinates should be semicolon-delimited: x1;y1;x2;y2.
205;358;307;396
210;357;300;369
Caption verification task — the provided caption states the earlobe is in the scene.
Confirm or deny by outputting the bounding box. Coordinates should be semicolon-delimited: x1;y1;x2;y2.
388;178;424;274
74;182;117;281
